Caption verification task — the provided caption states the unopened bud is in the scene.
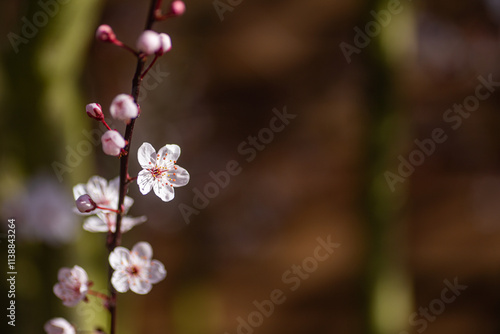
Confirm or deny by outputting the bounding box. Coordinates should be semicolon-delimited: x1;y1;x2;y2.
157;33;172;55
101;130;126;156
109;94;138;123
76;194;97;213
136;30;161;55
85;103;104;120
96;25;116;42
169;1;186;17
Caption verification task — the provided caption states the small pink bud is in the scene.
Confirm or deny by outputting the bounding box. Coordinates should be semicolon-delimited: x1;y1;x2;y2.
85;103;104;120
136;30;161;55
96;25;116;42
157;33;172;55
109;94;139;123
101;130;126;156
76;194;97;213
169;1;186;17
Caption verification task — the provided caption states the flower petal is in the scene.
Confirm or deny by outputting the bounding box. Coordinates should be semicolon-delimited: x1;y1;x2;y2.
121;216;147;233
129;276;152;295
157;144;181;168
86;176;108;203
72;184;86;200
169;165;190;187
153;178;175;202
111;270;130;293
138;142;157;169
137;170;154;195
72;266;88;284
132;241;153;260
109;247;130;270
83;216;108;233
149;260;167;284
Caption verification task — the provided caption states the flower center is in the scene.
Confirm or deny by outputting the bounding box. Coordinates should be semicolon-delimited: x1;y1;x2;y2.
128;265;140;276
150;167;166;179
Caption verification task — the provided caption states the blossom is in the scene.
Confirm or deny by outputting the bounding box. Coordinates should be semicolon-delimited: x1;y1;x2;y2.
44;318;76;334
96;24;116;42
109;94;138;123
53;265;89;307
73;176;134;215
83;212;146;233
101;130;126;156
157;33;172;55
85;103;103;120
137;142;190;202
75;194;97;213
168;1;186;17
136;30;161;55
109;242;166;294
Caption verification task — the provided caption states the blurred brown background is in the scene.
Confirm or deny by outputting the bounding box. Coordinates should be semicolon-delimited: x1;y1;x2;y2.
2;0;500;333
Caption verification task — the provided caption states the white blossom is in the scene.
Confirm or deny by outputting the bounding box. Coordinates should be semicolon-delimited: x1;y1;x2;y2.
73;176;133;215
83;212;146;233
53;266;89;307
44;318;76;334
137;142;190;202
109;242;166;294
109;94;138;123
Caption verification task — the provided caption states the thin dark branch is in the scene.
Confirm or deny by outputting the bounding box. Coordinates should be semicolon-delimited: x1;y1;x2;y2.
107;1;161;334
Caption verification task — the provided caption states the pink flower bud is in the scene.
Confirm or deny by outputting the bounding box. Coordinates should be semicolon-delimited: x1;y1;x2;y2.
157;33;172;55
96;25;116;42
76;194;97;213
109;94;139;123
169;1;186;17
101;130;126;156
136;30;161;55
85;103;104;120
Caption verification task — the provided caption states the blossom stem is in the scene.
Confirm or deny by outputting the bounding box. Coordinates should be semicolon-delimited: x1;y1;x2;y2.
101;119;112;131
107;2;160;334
140;54;159;80
87;289;110;302
112;40;140;56
95;206;120;214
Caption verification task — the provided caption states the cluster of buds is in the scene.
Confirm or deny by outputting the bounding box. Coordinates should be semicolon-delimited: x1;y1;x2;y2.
45;1;188;333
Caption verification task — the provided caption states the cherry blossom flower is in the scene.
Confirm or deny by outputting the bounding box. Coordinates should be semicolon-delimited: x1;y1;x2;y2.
44;318;76;334
101;130;126;156
85;103;103;120
83;212;146;233
109;94;138;123
136;30;161;55
137;142;190;202
157;33;172;55
169;1;186;17
53;265;90;307
109;242;166;294
96;24;116;43
73;176;134;215
75;194;97;213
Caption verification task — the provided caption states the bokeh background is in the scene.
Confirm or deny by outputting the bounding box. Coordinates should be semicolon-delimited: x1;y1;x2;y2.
2;0;500;333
